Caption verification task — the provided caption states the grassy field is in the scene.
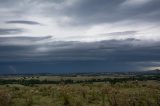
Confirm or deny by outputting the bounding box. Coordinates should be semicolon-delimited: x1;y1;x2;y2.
0;76;160;106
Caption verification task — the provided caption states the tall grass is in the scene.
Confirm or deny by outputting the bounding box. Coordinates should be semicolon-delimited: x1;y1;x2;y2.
0;90;11;106
0;81;160;106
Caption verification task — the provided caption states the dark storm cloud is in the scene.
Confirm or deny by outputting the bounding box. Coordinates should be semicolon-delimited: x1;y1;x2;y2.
6;20;41;25
0;28;25;35
0;37;159;62
1;37;160;72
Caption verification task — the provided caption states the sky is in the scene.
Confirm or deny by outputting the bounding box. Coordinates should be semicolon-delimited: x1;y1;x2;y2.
0;0;160;74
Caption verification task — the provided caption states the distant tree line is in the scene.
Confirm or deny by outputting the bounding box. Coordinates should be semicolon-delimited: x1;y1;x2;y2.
0;75;159;86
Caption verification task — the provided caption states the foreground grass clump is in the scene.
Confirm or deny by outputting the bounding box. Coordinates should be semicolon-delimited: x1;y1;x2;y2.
103;86;160;106
0;81;160;106
0;90;11;106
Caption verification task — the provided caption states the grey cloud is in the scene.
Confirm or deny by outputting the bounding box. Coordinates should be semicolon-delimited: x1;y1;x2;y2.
0;37;159;62
55;0;160;25
0;0;160;73
0;35;52;45
6;20;42;25
1;38;160;72
0;0;160;26
100;31;137;36
0;28;25;35
0;0;21;6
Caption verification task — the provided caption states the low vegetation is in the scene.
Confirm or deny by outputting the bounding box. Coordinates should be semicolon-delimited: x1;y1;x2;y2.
0;73;159;106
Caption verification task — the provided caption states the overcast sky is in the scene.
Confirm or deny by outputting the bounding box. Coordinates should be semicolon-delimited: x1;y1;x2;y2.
0;0;160;74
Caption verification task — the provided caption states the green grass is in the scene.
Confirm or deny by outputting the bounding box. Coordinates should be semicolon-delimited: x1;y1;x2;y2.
0;80;160;106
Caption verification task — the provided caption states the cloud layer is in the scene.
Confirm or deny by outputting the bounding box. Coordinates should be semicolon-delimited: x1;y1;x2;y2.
0;28;25;35
0;0;160;73
0;36;160;73
6;20;41;25
0;0;160;38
